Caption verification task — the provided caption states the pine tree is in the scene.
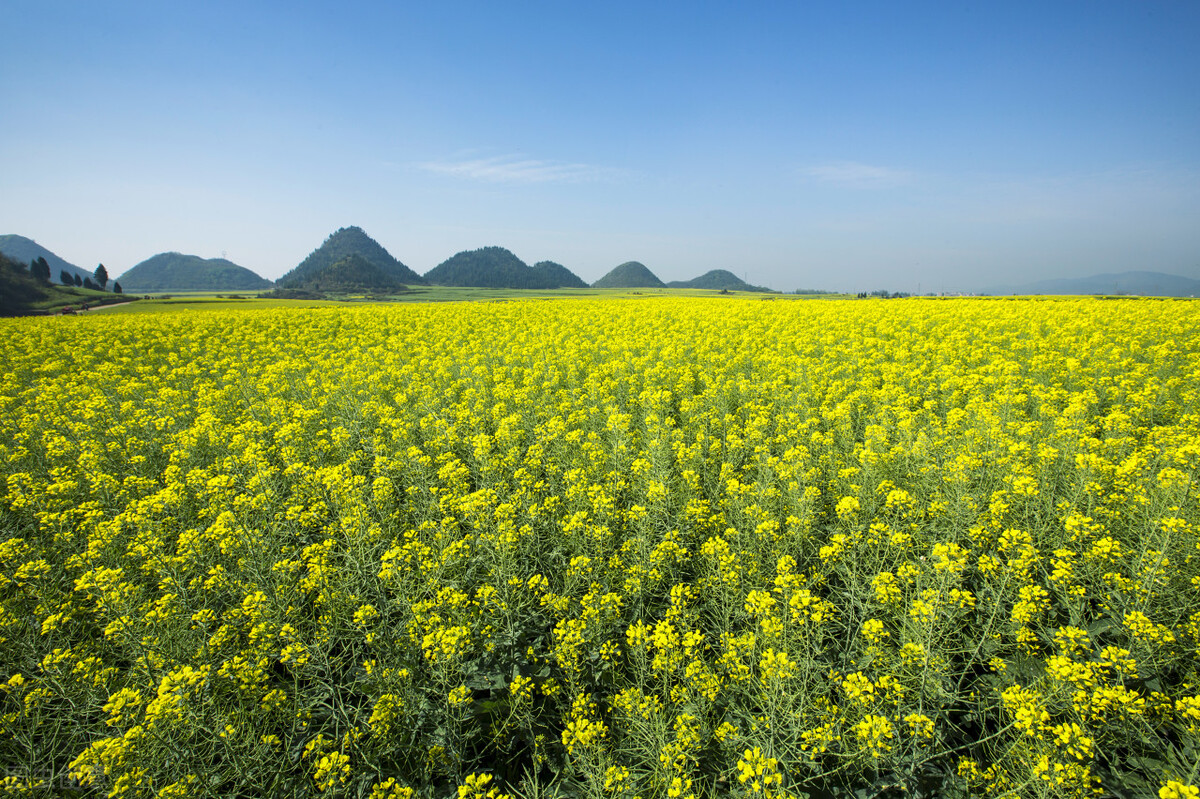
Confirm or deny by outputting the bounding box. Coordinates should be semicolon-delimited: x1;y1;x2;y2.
94;264;109;289
30;257;51;282
60;269;73;285
113;282;123;294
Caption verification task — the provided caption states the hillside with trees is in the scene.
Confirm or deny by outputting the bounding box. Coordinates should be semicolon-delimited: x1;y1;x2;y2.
281;253;409;293
424;247;587;288
279;227;425;288
117;253;274;292
531;260;588;289
666;269;775;292
0;234;95;283
0;252;128;315
0;252;51;315
591;261;665;288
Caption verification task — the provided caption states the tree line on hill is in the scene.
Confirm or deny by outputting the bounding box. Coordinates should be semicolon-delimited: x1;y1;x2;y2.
856;290;911;299
0;252;129;316
26;255;122;293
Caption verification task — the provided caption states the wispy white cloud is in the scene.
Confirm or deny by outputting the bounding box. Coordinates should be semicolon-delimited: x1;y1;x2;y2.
416;154;630;184
799;161;914;188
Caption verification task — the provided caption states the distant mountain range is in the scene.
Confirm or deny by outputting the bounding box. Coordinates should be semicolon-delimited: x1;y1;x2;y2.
5;230;788;295
981;271;1200;297
118;253;273;292
666;269;776;293
280;227;425;289
424;247;587;288
52;230;1197;299
0;234;96;283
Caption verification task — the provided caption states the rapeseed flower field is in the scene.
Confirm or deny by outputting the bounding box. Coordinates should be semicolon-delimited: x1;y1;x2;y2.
1;296;1198;798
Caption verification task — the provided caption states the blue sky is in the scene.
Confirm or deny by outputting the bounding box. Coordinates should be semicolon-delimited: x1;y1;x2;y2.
3;1;1198;292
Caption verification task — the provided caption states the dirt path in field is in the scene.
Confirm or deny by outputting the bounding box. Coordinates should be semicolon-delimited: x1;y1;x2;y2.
76;301;137;312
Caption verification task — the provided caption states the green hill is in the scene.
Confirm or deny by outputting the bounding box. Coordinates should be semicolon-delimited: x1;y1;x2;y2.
531;261;588;289
424;247;586;288
286;253;409;293
666;269;775;292
280;227;425;288
117;253;273;292
591;261;665;289
0;234;94;283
